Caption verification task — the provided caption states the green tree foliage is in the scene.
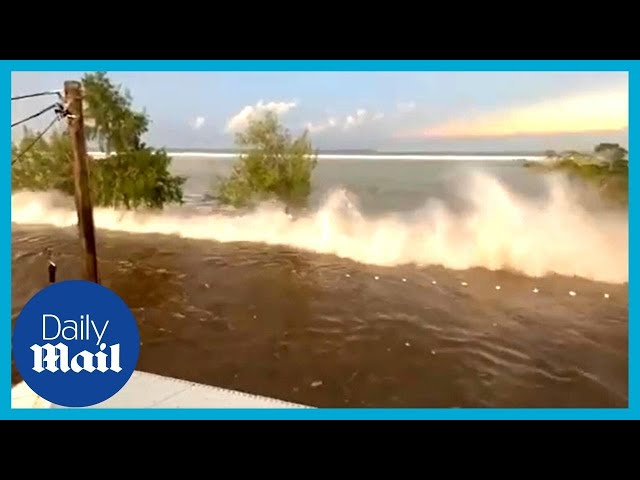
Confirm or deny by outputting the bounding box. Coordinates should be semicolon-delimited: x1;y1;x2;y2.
11;72;185;209
216;112;318;209
595;142;628;157
90;148;184;209
594;142;628;171
11;127;74;194
82;72;149;153
525;143;628;206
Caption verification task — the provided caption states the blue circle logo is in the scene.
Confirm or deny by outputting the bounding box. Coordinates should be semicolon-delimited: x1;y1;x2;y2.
12;280;140;407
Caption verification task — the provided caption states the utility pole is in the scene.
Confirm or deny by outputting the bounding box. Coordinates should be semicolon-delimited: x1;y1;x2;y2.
65;80;99;283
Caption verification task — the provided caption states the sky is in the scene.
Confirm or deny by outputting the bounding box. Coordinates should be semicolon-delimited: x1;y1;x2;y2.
11;71;628;152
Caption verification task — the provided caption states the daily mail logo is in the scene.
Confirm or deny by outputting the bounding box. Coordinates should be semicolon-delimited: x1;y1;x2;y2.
12;281;140;408
31;314;122;374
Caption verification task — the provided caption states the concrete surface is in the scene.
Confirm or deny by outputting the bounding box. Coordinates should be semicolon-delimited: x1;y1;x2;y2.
11;370;310;409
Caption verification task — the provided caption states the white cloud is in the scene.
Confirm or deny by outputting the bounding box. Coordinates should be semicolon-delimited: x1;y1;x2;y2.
190;116;206;130
306;108;384;134
305;116;340;133
226;100;298;133
396;101;416;114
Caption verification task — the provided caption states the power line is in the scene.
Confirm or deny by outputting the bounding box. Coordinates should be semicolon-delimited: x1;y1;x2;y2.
11;115;62;165
11;103;60;128
11;90;62;101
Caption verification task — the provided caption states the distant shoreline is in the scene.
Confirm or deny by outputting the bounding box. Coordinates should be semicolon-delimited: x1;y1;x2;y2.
157;148;550;156
88;151;545;161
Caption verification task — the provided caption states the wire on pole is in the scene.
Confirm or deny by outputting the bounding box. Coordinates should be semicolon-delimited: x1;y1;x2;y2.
11;103;60;129
11;115;62;165
11;90;62;101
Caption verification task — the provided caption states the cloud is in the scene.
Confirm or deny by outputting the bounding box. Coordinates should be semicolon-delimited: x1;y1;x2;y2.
190;116;206;130
306;117;337;133
414;87;628;138
226;100;297;133
306;108;384;134
344;109;368;129
396;101;416;114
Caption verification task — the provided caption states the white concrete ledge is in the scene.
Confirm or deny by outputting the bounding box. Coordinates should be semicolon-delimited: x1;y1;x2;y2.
11;371;310;409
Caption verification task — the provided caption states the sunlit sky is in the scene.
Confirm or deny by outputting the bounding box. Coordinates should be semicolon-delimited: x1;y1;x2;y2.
11;71;628;152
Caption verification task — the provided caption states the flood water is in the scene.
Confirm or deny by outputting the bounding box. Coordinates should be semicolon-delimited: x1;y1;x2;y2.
11;158;629;407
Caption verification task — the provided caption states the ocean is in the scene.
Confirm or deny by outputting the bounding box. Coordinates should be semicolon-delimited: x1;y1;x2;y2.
11;154;629;407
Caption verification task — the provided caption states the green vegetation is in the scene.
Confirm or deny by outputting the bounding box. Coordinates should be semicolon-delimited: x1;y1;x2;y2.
11;72;185;209
214;111;318;209
524;143;628;205
11;128;74;194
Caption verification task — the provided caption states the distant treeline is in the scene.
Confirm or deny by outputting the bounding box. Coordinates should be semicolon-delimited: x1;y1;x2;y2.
523;143;628;205
144;148;551;156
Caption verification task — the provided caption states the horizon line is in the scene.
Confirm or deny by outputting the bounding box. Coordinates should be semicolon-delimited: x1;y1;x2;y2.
88;151;547;161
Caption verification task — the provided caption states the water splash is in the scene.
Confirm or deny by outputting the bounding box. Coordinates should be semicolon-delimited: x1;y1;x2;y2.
11;172;628;284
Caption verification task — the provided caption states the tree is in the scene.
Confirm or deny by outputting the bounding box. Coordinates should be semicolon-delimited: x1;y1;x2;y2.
90;148;184;209
82;72;149;153
11;72;185;209
594;143;627;155
524;142;628;206
216;112;318;209
11;127;74;194
594;143;628;171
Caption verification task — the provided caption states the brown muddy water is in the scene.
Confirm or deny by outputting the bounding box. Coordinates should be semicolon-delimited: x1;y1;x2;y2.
11;159;629;407
11;225;627;408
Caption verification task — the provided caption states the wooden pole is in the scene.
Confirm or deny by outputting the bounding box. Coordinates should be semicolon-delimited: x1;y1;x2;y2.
48;261;57;283
65;80;99;283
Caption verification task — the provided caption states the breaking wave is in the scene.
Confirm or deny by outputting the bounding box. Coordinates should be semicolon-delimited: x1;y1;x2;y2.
11;172;628;284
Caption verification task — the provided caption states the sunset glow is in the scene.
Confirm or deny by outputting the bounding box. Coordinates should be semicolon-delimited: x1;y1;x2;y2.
421;88;628;138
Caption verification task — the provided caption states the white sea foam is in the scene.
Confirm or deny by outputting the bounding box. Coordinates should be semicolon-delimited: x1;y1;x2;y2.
11;172;628;284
